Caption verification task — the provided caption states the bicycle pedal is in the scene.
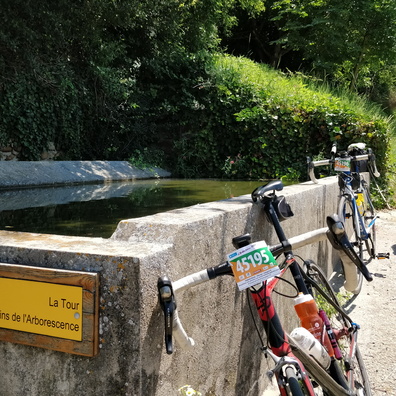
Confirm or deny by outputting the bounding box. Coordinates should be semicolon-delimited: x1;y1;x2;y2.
377;252;390;259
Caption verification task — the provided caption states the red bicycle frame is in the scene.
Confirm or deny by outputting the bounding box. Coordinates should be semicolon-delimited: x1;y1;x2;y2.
249;257;316;395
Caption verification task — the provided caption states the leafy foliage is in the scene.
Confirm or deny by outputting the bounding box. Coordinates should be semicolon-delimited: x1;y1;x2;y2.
128;147;165;170
0;0;133;159
221;0;396;102
0;0;393;199
172;55;391;180
0;0;237;160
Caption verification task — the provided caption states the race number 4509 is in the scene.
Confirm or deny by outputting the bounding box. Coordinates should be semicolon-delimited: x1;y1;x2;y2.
228;241;280;291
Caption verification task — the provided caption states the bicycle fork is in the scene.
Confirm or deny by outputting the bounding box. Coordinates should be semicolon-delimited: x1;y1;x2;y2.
263;347;315;396
249;282;316;395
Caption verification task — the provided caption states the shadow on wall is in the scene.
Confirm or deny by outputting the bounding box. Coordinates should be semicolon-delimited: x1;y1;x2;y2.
235;288;266;396
141;305;164;395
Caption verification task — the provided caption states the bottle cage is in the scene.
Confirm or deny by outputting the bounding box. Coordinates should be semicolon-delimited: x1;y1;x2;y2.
273;195;294;222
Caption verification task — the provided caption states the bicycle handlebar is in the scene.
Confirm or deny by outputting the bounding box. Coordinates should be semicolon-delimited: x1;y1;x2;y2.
307;151;380;184
158;180;373;354
158;214;372;353
157;227;328;353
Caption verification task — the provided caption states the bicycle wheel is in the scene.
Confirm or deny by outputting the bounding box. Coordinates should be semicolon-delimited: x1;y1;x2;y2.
349;344;372;396
337;194;364;295
284;366;306;396
361;179;376;261
302;261;372;396
303;260;349;341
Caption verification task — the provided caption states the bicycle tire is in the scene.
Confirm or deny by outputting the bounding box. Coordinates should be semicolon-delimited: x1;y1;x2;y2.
285;366;306;396
337;194;364;295
361;178;376;261
302;261;372;396
353;344;372;395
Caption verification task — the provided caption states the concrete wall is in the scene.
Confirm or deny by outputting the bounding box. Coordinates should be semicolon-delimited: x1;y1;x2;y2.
0;161;171;189
0;177;339;396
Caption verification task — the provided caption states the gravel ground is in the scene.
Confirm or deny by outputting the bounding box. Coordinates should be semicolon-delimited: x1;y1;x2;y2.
346;209;396;395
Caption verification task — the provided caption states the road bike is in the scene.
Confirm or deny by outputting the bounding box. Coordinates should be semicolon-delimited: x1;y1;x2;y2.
307;142;389;294
158;180;372;395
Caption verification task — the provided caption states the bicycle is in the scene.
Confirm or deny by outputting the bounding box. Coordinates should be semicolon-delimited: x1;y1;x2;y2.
158;180;371;396
307;142;389;295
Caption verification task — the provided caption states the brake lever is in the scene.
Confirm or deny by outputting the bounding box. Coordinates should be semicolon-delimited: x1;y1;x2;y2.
367;148;380;177
326;215;373;282
157;276;176;354
330;141;337;159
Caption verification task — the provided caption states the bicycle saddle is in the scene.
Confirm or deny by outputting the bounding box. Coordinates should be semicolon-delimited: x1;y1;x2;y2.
252;180;284;202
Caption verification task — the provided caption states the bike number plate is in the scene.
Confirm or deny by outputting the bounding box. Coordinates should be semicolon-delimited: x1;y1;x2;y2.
334;157;351;172
228;241;280;291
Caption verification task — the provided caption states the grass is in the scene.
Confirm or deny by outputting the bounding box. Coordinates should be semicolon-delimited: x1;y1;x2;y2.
303;77;391;122
389;133;396;163
388;134;396;203
214;54;391;124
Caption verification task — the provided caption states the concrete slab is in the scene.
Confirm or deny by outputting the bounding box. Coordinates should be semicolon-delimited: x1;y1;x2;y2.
0;161;171;189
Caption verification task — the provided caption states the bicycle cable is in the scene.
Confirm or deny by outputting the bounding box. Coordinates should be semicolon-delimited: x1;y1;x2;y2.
300;261;355;325
272;276;300;299
246;288;267;351
247;274;298;353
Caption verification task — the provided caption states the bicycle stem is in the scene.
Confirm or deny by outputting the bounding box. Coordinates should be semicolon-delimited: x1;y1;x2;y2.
262;193;310;295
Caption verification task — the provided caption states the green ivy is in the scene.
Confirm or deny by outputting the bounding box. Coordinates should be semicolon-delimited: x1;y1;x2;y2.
128;147;165;170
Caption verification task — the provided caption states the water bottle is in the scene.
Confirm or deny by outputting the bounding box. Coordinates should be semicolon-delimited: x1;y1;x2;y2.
293;293;334;357
290;327;331;369
355;191;365;215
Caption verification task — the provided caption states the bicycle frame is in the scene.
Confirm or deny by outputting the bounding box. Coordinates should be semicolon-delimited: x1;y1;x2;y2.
302;261;366;393
245;183;314;394
166;258;357;395
248;258;316;395
251;181;354;395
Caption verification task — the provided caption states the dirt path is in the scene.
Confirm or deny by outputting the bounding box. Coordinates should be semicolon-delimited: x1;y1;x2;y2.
346;210;396;395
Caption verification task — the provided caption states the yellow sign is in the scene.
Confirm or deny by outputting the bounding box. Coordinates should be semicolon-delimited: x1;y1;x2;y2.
0;278;83;341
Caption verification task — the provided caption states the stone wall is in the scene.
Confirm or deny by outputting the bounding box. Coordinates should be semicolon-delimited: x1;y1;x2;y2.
0;177;339;396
